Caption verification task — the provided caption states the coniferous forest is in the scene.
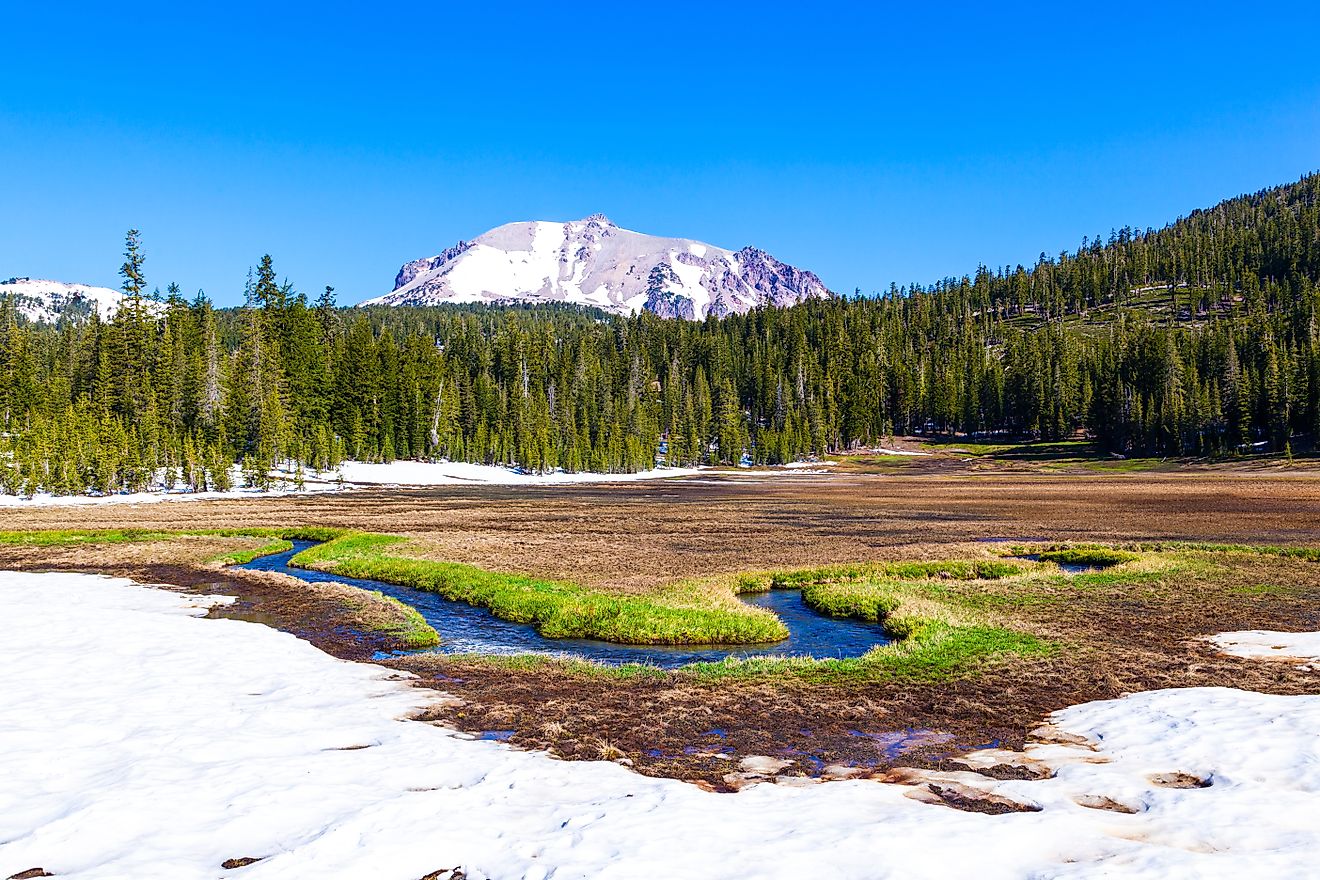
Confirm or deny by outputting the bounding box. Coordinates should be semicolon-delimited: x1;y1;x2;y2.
2;174;1319;496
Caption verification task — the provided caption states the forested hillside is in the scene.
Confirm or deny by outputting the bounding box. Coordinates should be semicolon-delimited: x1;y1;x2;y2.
2;174;1319;495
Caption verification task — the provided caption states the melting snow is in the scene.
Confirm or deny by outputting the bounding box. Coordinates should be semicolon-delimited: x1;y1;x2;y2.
2;572;1319;878
1209;630;1320;667
0;459;850;506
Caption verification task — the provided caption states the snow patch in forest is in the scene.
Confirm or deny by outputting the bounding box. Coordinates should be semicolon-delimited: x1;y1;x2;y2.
0;458;851;506
0;464;336;508
3;571;1320;878
327;459;705;486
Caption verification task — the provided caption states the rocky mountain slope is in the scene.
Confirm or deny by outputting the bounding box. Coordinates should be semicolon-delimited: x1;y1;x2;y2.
361;215;832;319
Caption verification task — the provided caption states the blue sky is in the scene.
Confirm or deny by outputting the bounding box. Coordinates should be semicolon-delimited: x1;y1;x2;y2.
3;2;1319;306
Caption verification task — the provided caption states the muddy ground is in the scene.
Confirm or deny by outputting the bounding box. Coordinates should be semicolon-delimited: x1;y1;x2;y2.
4;461;1320;789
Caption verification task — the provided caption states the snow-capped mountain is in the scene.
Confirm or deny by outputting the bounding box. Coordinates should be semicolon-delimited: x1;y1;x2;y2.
361;215;833;319
0;277;130;323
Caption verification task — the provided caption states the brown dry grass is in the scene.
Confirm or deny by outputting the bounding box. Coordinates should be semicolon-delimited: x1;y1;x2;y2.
7;466;1320;590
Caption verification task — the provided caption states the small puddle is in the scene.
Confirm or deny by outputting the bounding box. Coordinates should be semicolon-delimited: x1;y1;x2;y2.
1015;553;1100;575
847;727;955;759
239;541;892;668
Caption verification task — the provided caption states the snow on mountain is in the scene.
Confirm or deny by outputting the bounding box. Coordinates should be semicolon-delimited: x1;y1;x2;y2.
0;277;131;323
361;215;833;319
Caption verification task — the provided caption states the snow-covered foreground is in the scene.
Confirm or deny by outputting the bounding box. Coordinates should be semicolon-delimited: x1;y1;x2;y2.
4;572;1319;879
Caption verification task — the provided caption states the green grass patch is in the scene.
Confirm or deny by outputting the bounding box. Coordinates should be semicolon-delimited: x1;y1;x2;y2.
0;528;178;546
683;623;1053;682
1137;541;1320;563
353;591;441;648
1035;547;1140;568
211;538;294;565
919;439;1094;460
1072;457;1165;473
292;533;789;646
883;559;1024;580
714;554;1058;681
746;559;1025;592
0;526;347;547
1230;583;1295;596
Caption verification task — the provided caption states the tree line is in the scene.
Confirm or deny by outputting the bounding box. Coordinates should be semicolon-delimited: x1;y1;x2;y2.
1;173;1318;496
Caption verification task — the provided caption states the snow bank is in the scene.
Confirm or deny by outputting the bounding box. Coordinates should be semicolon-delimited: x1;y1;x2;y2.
1209;630;1320;667
0;461;704;507
0;464;338;509
330;460;704;486
4;572;1320;878
0;458;841;507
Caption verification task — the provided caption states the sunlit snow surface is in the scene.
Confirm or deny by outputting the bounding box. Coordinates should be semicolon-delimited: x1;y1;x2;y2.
0;459;827;506
0;461;708;507
1210;629;1320;667
331;460;705;486
3;571;1320;878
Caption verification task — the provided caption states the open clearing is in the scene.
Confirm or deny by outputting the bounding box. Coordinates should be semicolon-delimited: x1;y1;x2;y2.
3;453;1320;789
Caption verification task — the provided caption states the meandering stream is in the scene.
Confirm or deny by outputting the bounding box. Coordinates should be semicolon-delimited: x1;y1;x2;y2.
240;541;892;668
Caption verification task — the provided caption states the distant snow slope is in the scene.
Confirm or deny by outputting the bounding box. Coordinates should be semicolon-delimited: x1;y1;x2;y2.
0;277;130;322
361;215;832;319
4;571;1320;878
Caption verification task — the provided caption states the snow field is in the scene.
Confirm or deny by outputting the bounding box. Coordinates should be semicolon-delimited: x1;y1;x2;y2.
3;571;1320;878
0;458;842;506
330;460;705;486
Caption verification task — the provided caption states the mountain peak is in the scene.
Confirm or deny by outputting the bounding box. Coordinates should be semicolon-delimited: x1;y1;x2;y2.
362;218;831;319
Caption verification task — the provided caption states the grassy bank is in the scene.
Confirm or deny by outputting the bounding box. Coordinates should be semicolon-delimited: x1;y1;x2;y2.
341;588;440;649
292;532;788;645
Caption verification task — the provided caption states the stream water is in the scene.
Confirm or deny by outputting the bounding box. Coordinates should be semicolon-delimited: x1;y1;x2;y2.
240;541;892;668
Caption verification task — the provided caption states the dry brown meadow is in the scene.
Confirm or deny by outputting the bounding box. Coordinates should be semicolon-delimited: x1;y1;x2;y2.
5;454;1320;788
